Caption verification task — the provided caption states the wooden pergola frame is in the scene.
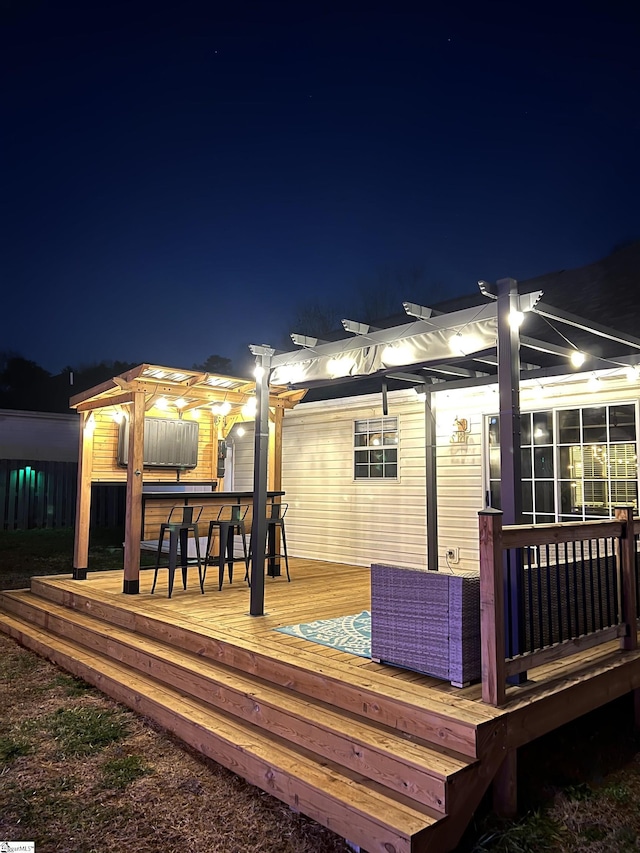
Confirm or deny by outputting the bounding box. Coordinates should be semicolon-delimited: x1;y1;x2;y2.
69;363;306;594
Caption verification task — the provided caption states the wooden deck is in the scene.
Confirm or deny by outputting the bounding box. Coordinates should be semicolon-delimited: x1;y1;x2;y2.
3;557;640;853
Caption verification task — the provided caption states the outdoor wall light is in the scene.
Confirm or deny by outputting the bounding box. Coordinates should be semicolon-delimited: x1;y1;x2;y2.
236;426;246;437
570;350;586;368
254;365;265;381
174;398;187;409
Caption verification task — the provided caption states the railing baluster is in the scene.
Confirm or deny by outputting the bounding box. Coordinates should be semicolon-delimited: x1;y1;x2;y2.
526;546;534;653
555;542;563;643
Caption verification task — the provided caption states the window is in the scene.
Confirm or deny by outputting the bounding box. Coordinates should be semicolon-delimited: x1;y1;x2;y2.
354;417;398;479
487;404;638;522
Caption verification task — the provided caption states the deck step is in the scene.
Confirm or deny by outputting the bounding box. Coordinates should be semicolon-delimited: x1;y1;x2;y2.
0;607;440;853
29;576;501;759
0;589;475;815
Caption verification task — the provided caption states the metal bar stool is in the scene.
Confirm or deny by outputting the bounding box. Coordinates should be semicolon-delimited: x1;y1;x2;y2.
247;502;290;582
151;505;204;598
203;504;250;591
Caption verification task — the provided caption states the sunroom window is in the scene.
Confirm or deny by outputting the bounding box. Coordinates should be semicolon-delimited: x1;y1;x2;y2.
487;404;638;521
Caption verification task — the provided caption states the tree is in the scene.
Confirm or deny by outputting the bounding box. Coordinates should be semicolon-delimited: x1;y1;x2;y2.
192;354;235;375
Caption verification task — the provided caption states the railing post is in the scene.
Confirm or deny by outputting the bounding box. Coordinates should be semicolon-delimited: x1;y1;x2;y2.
479;508;506;706
615;506;637;651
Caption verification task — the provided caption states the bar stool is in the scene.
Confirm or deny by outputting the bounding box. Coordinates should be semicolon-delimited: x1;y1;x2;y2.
151;505;204;598
247;502;290;582
203;504;250;591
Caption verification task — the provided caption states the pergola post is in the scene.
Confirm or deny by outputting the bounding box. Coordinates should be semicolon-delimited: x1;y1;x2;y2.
424;385;439;572
123;391;145;594
497;277;525;673
250;346;275;616
72;411;94;579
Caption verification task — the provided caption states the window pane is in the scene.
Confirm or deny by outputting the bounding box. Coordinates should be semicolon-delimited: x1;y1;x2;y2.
534;447;554;478
488;416;500;445
521;448;532;478
535;481;555;514
610;480;638;508
489;447;501;479
583;445;607;479
609;444;637;478
582;407;606;442
520;413;532;446
522;481;533;513
533;411;552;445
560;481;580;515
559;445;581;478
558;409;580;444
354;417;398;479
489;481;501;509
610;405;636;442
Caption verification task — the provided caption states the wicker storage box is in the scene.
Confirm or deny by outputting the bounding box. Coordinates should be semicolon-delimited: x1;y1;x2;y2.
370;564;481;686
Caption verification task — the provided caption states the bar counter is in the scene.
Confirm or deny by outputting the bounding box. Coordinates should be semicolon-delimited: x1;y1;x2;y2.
141;489;285;541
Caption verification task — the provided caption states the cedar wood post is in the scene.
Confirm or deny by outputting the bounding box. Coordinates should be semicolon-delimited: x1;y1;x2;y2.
72;410;93;579
615;505;637;652
479;508;506;707
123;391;145;594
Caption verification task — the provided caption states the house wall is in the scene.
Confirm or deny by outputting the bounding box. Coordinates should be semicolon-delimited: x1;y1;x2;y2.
433;371;640;570
278;389;428;569
0;409;79;462
226;370;640;573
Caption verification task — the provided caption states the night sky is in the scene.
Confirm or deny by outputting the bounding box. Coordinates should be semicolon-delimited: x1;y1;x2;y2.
4;1;640;376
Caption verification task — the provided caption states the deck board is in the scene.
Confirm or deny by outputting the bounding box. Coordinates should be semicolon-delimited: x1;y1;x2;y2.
21;557;640;721
5;556;640;852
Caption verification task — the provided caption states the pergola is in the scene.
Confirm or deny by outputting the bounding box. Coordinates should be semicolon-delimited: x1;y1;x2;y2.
69;363;306;600
247;277;640;626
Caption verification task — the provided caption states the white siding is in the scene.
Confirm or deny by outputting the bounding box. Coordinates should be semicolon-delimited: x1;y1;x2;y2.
229;425;255;491
0;409;79;462
229;369;640;574
281;390;427;569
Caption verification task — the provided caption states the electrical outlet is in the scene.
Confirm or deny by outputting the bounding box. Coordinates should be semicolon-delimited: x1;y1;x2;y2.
446;547;460;564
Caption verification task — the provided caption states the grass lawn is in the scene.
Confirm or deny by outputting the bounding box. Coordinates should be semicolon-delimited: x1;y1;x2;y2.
3;528;640;851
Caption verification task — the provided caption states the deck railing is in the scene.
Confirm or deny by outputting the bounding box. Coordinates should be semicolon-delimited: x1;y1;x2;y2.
479;506;637;706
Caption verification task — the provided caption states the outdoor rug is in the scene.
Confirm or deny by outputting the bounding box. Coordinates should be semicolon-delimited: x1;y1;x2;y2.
275;611;371;658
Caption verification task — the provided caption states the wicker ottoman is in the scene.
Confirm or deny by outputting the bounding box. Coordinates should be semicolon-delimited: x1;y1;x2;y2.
370;564;481;687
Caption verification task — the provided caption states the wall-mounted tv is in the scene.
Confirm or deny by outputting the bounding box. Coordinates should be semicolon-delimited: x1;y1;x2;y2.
117;417;199;469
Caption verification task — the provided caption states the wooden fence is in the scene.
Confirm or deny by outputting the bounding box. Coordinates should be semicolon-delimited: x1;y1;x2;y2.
0;460;125;530
479;507;637;706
